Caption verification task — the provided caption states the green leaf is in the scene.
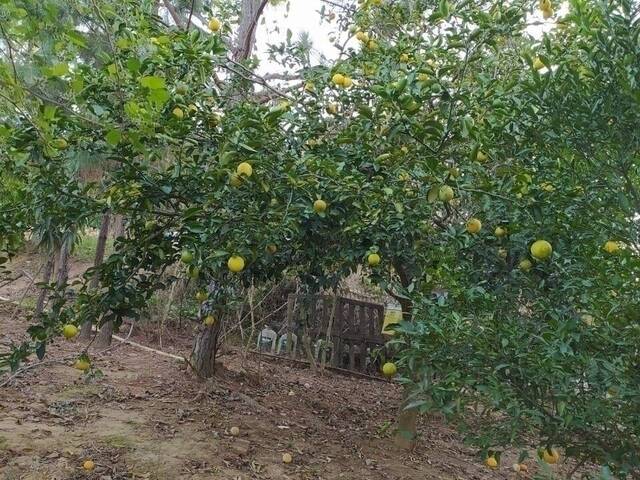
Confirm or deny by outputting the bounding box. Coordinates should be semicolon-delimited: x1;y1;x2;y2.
71;77;84;93
105;129;122;146
35;342;45;360
66;31;87;48
148;88;170;104
126;58;141;73
46;63;69;77
139;76;166;90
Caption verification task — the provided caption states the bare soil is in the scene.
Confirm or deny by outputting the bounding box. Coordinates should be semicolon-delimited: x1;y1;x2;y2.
0;254;567;480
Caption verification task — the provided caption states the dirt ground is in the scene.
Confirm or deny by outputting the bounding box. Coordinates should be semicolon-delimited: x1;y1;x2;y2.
0;254;568;480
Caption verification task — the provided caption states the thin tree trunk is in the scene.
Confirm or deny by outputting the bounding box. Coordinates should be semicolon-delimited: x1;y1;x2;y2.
94;319;113;349
80;212;111;341
34;255;55;316
390;259;419;450
233;0;268;61
192;320;222;378
188;0;268;376
111;214;125;240
394;405;419;450
55;238;71;288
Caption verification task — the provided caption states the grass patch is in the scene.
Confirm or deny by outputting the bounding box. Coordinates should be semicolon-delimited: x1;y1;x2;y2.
74;234;114;263
101;434;134;449
55;384;102;400
0;435;8;449
17;296;37;309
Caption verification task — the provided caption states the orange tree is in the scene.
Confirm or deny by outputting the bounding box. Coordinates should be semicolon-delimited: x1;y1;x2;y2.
1;0;639;475
385;0;640;476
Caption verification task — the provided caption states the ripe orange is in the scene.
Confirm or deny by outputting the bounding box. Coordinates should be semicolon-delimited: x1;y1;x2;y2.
313;199;327;213
228;255;245;273
172;107;184;119
367;253;381;266
236;162;253;177
485;456;498;469
542;448;560;464
62;324;78;339
530;240;552;260
466;218;482;234
603;241;619;254
208;18;221;32
382;362;397;377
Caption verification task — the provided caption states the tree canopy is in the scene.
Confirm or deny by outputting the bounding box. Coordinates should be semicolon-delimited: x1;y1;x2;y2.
1;0;639;476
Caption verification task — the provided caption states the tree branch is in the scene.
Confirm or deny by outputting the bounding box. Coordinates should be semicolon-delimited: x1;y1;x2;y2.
0;22;18;82
163;0;186;28
233;0;269;61
186;0;196;30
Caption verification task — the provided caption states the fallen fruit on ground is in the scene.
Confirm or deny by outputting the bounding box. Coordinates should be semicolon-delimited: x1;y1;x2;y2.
62;324;78;339
83;460;95;471
367;253;381;266
485;456;498;469
530;240;552;260
230;426;240;436
266;244;277;254
494;226;507;237
228;255;245;273
542;448;560;464
204;315;216;326
476;150;488;162
282;453;293;464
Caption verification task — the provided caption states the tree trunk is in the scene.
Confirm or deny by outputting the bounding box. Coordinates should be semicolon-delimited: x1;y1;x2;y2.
55;238;71;288
394;401;419;450
34;254;55;316
79;212;111;341
111;214;125;240
233;0;268;61
391;259;419;449
191;321;222;378
94;319;114;349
